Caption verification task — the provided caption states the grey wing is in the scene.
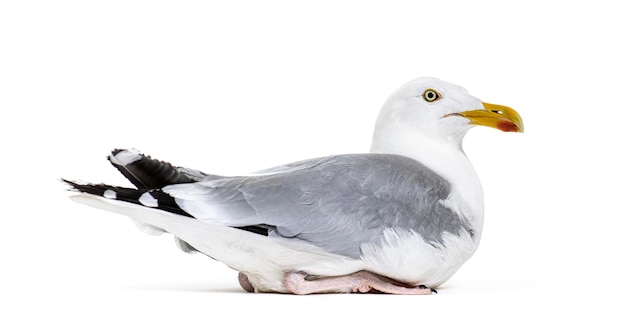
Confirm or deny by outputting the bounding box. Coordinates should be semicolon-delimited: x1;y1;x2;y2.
163;154;470;258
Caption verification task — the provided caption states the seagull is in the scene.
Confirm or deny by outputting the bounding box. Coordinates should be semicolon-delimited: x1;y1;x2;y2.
65;77;523;294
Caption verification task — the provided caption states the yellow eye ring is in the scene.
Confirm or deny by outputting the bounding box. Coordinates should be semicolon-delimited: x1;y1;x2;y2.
422;89;441;102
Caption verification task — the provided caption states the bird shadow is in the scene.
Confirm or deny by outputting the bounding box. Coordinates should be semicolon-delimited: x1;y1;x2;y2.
111;277;541;295
111;282;249;294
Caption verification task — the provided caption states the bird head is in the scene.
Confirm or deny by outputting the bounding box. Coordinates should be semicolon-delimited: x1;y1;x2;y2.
371;77;523;152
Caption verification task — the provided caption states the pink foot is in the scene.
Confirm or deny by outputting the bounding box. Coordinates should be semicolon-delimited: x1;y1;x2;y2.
238;272;255;292
284;271;436;295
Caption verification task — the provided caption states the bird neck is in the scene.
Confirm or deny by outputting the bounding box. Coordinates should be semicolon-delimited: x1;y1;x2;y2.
370;129;484;234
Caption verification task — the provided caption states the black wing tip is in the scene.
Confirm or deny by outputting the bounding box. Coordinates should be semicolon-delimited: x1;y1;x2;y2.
62;178;103;196
61;179;130;196
61;178;79;191
63;178;193;218
107;148;197;189
62;178;95;193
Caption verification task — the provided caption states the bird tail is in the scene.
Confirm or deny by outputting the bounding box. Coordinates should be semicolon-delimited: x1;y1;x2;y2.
63;179;203;246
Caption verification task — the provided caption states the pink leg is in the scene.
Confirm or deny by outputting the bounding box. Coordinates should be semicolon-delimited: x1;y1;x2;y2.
284;271;436;295
238;272;255;292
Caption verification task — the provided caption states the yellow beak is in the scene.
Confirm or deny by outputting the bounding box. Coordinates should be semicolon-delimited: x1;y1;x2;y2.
448;102;524;133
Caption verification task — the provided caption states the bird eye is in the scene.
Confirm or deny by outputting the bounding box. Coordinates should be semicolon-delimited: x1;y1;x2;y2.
422;89;441;102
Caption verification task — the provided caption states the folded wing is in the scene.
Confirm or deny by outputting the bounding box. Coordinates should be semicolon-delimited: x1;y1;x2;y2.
163;154;470;258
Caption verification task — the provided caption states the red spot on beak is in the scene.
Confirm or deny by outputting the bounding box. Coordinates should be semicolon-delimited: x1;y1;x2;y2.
496;120;519;132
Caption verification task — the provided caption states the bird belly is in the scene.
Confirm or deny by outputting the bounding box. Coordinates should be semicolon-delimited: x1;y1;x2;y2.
359;228;478;288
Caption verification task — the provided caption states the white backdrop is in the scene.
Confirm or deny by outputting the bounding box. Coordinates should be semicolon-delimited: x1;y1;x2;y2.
2;1;624;335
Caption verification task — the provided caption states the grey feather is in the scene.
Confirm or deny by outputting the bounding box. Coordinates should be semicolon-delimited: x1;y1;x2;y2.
163;154;471;258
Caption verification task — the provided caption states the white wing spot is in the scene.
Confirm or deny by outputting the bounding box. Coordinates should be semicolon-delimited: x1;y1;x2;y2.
110;149;142;166
139;192;158;207
103;190;116;199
